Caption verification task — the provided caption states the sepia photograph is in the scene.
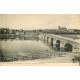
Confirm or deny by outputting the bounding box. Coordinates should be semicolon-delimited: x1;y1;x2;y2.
0;14;80;66
1;1;80;80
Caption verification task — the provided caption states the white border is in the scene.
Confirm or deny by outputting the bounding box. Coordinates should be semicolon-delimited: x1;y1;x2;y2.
0;0;80;14
0;66;80;80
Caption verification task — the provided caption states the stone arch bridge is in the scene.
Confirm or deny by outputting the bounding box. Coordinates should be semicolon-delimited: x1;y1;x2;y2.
39;34;80;52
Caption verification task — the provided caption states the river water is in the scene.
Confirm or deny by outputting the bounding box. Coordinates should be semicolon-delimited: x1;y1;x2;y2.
0;35;55;62
0;34;80;63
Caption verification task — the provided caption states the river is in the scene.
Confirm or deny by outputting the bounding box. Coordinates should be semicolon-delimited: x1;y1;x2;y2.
0;35;55;62
0;34;80;63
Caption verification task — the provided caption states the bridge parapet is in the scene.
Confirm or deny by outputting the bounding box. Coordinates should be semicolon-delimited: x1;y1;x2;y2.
39;34;80;52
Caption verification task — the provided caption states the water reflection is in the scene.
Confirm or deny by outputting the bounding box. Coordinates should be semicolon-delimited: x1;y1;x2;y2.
0;35;54;62
0;35;39;41
0;35;80;64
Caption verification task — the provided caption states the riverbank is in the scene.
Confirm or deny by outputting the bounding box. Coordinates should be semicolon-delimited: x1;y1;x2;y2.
1;51;79;63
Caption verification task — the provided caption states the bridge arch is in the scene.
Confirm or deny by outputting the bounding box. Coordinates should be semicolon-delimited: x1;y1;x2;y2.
51;38;53;47
56;40;61;51
47;37;49;43
64;43;73;52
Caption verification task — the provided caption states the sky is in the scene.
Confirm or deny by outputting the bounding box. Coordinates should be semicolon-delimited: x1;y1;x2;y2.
0;14;80;30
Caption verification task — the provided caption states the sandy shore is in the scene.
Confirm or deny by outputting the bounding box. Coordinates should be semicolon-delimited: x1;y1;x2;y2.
1;52;80;66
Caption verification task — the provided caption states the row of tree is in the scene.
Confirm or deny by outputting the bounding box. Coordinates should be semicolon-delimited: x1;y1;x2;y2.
0;27;80;35
0;28;37;35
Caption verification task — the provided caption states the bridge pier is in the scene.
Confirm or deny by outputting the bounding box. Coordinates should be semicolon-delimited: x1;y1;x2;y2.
60;42;65;52
39;34;80;53
42;36;45;41
47;37;49;43
44;36;46;42
73;45;80;53
41;36;44;41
